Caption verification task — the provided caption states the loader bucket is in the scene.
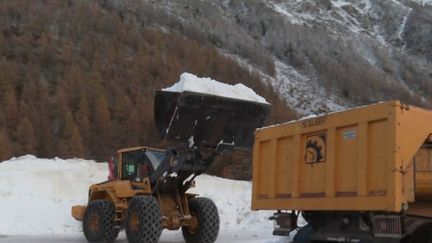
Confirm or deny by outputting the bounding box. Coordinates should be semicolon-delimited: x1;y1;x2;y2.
154;90;270;149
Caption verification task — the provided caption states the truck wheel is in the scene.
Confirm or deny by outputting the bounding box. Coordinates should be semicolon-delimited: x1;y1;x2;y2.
83;199;119;243
125;196;162;243
293;225;313;243
409;222;432;243
182;197;220;243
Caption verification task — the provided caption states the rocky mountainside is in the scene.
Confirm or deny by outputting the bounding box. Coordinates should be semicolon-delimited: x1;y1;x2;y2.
104;0;432;114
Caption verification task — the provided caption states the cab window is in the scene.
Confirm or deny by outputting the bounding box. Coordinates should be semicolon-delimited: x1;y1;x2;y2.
121;149;156;180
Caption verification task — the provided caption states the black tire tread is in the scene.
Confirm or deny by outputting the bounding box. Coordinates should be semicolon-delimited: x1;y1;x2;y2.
182;197;220;243
125;195;162;243
83;199;119;243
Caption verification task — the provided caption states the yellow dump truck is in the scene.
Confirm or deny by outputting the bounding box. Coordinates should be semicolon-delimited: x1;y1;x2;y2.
252;101;432;243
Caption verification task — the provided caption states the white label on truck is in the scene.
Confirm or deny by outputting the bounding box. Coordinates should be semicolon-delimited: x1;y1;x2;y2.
343;130;357;140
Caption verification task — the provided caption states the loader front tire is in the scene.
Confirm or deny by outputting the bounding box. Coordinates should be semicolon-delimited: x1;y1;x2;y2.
126;195;162;243
182;197;220;243
83;199;119;243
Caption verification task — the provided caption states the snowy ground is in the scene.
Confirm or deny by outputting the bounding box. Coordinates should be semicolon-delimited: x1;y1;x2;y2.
0;231;288;243
0;155;291;242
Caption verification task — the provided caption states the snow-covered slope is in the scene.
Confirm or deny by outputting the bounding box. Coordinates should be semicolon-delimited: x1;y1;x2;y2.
411;0;432;6
230;0;432;114
0;156;279;241
110;0;432;115
264;0;418;48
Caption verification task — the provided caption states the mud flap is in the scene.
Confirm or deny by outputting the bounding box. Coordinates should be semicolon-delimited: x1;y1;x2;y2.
154;91;270;149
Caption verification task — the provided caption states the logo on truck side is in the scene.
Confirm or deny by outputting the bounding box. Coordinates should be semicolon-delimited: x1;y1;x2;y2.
302;117;327;128
305;134;326;163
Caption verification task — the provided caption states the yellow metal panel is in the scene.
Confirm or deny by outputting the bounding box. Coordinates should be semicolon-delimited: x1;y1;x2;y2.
268;139;277;198
275;137;294;198
291;135;301;198
335;125;358;195
299;157;326;196
257;140;271;198
252;101;432;213
367;120;389;197
395;104;432;210
252;196;389;211
357;122;368;196
299;131;327;197
325;128;336;197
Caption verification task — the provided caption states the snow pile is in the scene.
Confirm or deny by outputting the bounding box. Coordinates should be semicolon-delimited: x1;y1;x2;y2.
163;72;268;104
189;175;273;233
0;155;277;239
0;155;108;235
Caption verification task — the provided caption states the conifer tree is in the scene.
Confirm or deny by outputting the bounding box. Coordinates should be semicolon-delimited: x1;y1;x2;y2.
0;129;13;160
36;79;55;157
75;94;91;156
91;94;112;160
16;117;37;155
58;111;85;157
3;86;18;132
125;107;140;146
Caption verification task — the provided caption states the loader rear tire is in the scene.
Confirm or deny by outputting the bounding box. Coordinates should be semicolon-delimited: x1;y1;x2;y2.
83;199;119;243
293;225;312;243
182;197;220;243
125;195;162;243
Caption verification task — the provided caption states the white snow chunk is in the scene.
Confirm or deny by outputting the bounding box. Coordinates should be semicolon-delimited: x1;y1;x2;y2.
163;72;268;104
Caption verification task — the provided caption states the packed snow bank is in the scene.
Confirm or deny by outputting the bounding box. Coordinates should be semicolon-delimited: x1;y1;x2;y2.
163;72;268;104
189;175;273;233
0;155;276;238
0;155;108;235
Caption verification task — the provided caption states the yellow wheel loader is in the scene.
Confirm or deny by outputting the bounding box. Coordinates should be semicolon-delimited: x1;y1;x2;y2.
72;90;270;243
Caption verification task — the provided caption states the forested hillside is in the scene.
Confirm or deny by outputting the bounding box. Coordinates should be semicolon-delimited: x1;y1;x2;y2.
2;0;432;179
0;1;295;166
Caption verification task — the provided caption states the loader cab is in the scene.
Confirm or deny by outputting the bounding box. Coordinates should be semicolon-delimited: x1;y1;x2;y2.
117;147;165;181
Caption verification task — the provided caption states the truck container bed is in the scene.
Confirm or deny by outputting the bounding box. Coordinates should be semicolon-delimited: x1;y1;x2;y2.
252;101;432;214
